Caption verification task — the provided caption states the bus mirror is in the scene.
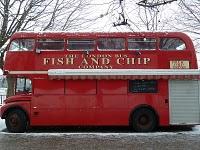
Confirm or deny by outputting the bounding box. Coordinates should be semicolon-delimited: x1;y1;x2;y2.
36;48;41;54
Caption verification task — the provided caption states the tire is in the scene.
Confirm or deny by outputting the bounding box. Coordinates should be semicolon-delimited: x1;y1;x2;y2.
5;109;28;133
132;108;157;132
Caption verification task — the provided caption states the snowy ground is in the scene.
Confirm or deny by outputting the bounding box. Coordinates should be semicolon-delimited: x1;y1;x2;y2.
1;117;200;135
0;118;5;131
1;118;200;150
1;119;200;150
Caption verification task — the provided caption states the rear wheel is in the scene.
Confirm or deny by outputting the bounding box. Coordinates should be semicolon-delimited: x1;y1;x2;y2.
5;109;28;133
132;108;157;132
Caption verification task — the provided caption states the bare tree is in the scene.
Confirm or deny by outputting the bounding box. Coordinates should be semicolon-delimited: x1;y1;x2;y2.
94;0;178;31
132;0;177;31
172;0;200;47
173;0;200;34
0;0;93;68
0;0;93;96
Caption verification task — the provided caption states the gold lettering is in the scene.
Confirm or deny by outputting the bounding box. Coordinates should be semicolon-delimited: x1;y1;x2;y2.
126;58;130;64
91;58;99;65
81;58;88;65
51;58;55;65
102;58;110;65
137;58;141;64
43;58;50;65
57;58;64;65
115;54;121;58
131;58;135;64
66;54;77;58
66;58;74;65
78;65;112;69
117;58;125;65
144;58;151;65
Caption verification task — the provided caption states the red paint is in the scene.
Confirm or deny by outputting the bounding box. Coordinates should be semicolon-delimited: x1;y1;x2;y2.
0;32;198;128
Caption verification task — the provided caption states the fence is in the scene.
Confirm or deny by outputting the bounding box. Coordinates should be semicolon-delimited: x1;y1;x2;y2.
0;95;6;105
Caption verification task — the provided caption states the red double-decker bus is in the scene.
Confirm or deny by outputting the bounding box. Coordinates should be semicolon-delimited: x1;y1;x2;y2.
1;31;200;132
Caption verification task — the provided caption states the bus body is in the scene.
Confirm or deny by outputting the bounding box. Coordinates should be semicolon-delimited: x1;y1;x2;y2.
1;32;200;132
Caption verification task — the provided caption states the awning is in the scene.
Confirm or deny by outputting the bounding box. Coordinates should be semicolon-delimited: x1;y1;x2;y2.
48;69;200;80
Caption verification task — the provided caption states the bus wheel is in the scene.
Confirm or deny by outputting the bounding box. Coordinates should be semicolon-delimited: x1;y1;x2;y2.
132;108;157;132
5;109;28;133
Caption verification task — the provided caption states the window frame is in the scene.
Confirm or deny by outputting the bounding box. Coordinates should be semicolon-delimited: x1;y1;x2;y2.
129;80;158;93
15;77;32;94
97;37;126;51
128;37;157;51
36;38;65;52
158;37;186;51
67;38;95;51
9;38;35;52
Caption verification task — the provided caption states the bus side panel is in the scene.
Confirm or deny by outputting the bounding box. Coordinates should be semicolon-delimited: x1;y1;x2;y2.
128;79;169;126
65;80;96;125
96;80;128;125
64;80;129;125
31;79;66;126
157;50;198;69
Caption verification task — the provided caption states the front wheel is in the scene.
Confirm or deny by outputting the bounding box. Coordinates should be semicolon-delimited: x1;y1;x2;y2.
5;109;28;133
132;108;157;132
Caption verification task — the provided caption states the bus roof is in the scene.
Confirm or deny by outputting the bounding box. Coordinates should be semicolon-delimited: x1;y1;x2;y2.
10;31;191;40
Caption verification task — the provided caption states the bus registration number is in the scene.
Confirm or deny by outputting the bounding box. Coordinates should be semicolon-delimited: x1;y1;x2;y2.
170;60;189;69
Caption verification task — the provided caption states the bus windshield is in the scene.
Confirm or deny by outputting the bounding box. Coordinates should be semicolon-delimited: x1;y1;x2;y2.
9;39;35;51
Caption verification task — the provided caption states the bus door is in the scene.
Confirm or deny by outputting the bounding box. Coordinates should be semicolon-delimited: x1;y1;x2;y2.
31;79;65;125
65;80;96;125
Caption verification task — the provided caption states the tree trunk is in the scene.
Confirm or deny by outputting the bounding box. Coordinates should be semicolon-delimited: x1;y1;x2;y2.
6;77;15;97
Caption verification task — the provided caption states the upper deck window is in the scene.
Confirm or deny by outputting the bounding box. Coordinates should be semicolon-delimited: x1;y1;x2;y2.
9;39;34;51
37;39;64;51
159;38;186;50
128;38;156;50
68;39;95;51
97;38;125;50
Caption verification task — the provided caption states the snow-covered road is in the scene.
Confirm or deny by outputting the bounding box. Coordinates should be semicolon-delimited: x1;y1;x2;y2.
1;122;200;150
1;118;200;150
1;118;200;136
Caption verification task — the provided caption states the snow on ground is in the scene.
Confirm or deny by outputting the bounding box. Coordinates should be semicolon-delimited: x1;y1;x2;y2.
0;118;6;131
1;117;200;136
192;125;200;132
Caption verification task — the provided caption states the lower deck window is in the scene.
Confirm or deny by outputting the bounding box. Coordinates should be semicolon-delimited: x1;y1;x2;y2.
129;80;158;93
16;78;32;93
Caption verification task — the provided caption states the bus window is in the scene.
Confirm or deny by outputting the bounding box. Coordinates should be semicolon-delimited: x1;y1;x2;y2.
129;80;158;93
68;39;95;51
9;39;34;51
16;78;32;93
159;38;186;50
97;38;125;50
37;39;64;51
128;38;156;50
